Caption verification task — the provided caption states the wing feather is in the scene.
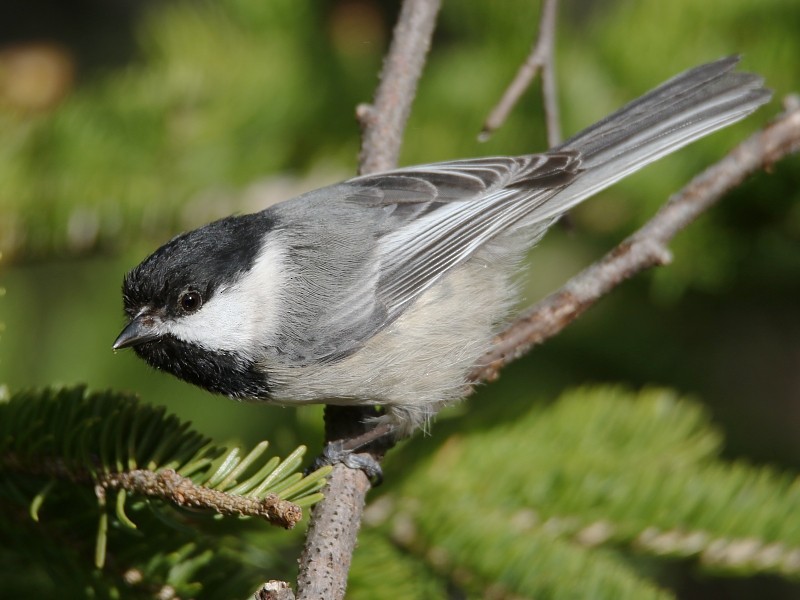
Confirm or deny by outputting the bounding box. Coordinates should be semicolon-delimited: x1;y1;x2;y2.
346;152;582;317
285;56;769;363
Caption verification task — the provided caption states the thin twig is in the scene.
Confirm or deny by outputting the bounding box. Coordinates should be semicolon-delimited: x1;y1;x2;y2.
2;453;304;528
470;98;800;384
480;0;561;145
297;2;442;598
357;0;443;175
99;469;302;529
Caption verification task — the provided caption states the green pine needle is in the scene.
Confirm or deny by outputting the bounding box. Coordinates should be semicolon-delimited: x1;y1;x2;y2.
364;386;800;597
0;385;329;574
0;386;327;509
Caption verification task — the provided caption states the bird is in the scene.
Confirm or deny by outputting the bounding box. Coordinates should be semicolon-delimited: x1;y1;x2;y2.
113;56;770;452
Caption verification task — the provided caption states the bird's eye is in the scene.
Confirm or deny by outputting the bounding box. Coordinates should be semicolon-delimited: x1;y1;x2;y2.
178;290;203;313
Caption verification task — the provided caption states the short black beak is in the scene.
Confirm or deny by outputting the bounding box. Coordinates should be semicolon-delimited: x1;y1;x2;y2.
113;316;160;350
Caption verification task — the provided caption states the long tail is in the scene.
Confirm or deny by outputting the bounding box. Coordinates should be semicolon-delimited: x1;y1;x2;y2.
532;56;771;221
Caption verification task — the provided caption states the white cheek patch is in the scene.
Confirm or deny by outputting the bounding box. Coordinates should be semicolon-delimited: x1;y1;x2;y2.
167;236;286;355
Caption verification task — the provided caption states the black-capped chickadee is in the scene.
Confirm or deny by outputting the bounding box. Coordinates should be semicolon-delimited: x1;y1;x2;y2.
114;57;769;441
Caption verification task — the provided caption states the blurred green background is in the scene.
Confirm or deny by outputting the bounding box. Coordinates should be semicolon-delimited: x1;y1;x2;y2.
0;0;798;596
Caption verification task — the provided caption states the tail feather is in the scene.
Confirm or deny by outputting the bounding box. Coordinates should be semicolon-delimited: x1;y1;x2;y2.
559;56;765;161
516;56;772;221
520;56;771;224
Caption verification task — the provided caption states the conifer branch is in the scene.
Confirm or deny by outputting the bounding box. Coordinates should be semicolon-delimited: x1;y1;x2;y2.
98;469;301;528
4;455;301;528
373;387;800;592
0;388;324;531
636;526;800;575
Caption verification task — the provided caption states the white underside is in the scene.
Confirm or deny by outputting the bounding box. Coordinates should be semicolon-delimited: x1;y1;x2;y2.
265;232;531;437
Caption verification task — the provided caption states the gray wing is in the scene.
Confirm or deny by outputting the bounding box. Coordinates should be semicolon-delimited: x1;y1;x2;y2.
347;153;581;319
271;153;578;364
352;56;769;325
280;56;768;363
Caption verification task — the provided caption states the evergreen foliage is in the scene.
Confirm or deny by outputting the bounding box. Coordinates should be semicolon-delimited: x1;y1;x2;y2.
0;386;328;597
1;0;798;598
354;388;800;598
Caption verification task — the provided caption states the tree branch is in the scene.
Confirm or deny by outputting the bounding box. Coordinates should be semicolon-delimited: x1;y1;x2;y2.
98;469;302;529
357;0;443;175
296;2;442;599
480;0;561;146
295;453;372;600
470;96;800;384
2;452;304;529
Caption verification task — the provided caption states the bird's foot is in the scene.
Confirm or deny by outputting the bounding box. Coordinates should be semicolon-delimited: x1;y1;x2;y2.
309;441;384;485
307;422;396;485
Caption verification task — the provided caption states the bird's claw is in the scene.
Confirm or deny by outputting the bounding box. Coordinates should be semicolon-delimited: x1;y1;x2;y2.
307;440;384;485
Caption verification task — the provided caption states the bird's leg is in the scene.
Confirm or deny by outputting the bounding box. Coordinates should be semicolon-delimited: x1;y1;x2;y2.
308;407;397;485
317;435;390;485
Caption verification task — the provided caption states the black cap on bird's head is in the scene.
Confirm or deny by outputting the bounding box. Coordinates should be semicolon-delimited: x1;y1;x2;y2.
118;213;273;328
113;212;276;398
